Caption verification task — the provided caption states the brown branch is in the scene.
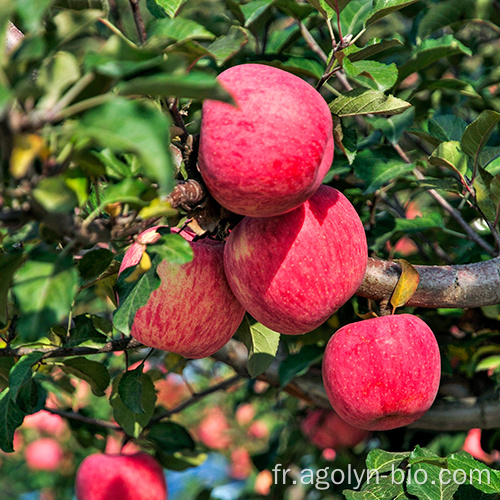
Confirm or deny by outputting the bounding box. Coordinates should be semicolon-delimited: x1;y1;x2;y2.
44;407;120;431
213;340;500;431
0;337;143;358
128;0;147;44
358;256;500;309
149;374;244;425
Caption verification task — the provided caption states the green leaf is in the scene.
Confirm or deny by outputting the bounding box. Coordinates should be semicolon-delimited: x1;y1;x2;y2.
424;78;480;99
0;389;26;453
417;0;474;39
329;88;411;117
206;26;249;66
157;449;207;471
343;59;398;91
147;421;195;453
344;474;405;499
12;251;78;342
340;0;373;35
117;72;234;103
16;378;45;415
236;316;280;378
15;0;53;32
461;111;500;165
448;451;500;494
393;213;445;233
305;0;353;19
146;0;185;18
366;0;421;26
474;168;497;222
370;107;415;145
32;177;79;213
67;314;108;347
407;462;459;499
431;115;469;142
352;149;415;193
60;357;110;397
101;179;148;206
110;371;156;438
148;17;214;40
37;51;81;110
278;345;323;387
77;248;115;284
366;449;411;475
113;253;162;335
429;141;469;177
77;98;174;195
147;233;194;265
241;0;273;28
398;35;472;83
0;250;26;326
118;365;146;414
347;39;404;64
9;352;45;402
332;115;358;164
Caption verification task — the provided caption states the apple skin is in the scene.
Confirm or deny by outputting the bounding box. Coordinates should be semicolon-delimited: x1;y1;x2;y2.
300;409;369;450
223;185;367;335
119;227;245;359
75;452;167;500
322;314;441;431
25;437;64;471
199;63;334;217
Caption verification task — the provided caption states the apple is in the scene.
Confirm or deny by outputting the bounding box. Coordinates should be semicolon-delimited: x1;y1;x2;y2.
224;185;367;335
23;410;68;438
154;373;189;410
229;446;253;480
247;420;269;440
197;407;232;450
254;469;273;495
462;428;495;464
235;403;255;426
119;226;245;359
198;63;334;217
322;314;441;431
25;437;63;471
300;409;369;450
75;452;167;500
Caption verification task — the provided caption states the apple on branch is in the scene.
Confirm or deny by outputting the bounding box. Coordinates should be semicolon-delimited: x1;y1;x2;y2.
224;185;367;335
75;452;167;500
119;226;245;359
199;63;334;217
322;314;441;431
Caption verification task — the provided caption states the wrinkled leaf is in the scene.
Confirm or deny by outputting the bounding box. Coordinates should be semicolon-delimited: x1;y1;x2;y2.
329;88;411;117
390;259;420;312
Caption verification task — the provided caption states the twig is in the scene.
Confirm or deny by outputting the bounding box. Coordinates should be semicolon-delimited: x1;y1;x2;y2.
44;407;120;430
0;337;144;358
128;0;147;44
297;20;327;63
149;374;244;425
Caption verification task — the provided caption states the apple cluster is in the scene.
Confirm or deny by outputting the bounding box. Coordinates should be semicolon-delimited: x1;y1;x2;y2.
114;65;441;474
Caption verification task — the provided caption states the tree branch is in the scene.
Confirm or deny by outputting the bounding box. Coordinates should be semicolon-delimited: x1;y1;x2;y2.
6;22;23;53
358;256;500;309
0;337;143;358
213;340;500;431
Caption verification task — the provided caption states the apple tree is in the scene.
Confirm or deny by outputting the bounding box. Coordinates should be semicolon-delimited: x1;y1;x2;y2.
1;0;500;498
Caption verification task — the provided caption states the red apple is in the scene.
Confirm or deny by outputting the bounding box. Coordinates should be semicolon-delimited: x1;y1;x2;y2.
248;420;269;440
300;409;369;450
235;403;255;426
23;410;68;438
462;428;495;464
119;226;245;359
25;437;63;471
199;63;334;217
224;185;367;335
229;447;253;480
197;407;232;450
75;452;167;500
322;314;441;431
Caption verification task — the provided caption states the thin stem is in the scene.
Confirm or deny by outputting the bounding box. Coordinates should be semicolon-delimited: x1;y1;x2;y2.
333;0;344;45
297;19;327;63
45;407;121;430
149;374;244;425
128;0;147;44
0;337;143;358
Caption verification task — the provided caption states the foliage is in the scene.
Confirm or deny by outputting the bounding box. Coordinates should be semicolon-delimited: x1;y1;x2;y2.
1;0;500;498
